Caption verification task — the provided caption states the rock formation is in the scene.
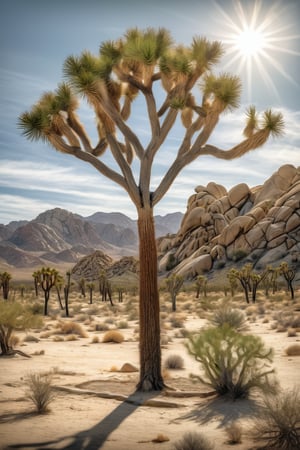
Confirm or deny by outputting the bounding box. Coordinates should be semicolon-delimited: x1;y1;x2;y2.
158;165;300;280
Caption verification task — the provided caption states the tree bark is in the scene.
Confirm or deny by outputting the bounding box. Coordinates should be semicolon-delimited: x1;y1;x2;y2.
136;206;164;392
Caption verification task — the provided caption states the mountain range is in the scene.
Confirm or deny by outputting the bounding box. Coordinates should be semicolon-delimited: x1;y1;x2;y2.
0;209;183;269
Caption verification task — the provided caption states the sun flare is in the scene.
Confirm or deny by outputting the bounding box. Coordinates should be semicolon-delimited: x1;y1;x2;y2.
214;0;300;100
235;28;265;56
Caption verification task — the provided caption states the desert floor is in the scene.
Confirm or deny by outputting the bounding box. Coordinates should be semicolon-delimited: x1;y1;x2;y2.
0;289;299;450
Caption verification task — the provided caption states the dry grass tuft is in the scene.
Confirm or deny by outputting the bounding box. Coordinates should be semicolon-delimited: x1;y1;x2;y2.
173;431;215;450
65;334;78;341
25;373;54;414
102;330;124;343
252;388;300;449
164;354;184;370
287;328;298;337
55;321;88;338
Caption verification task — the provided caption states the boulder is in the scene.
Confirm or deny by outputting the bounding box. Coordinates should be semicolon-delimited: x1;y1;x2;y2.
228;183;250;207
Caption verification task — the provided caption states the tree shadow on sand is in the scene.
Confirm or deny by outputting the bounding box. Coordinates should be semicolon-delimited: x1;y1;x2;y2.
4;390;159;450
175;395;261;428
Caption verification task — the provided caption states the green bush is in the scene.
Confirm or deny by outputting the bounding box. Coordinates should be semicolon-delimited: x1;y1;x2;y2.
186;325;277;399
252;388;300;449
0;301;42;355
209;305;247;331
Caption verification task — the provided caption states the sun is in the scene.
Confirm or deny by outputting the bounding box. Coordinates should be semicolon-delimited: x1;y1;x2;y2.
235;28;265;57
213;0;300;101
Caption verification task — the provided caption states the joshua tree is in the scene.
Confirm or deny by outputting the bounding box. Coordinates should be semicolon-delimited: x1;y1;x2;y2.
165;274;184;312
87;282;95;304
0;272;12;300
228;263;269;303
19;28;284;391
195;275;208;299
78;277;86;298
64;270;71;317
33;267;60;315
279;262;295;300
99;270;113;305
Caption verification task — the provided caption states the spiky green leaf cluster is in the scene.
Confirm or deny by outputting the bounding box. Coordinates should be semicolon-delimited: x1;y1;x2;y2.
18;107;51;142
99;40;122;64
123;27;172;65
64;51;110;94
202;73;242;111
262;109;285;137
191;36;224;70
169;96;186;110
160;46;192;76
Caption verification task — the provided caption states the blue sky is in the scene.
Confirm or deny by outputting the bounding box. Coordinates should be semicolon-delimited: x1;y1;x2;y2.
0;0;299;224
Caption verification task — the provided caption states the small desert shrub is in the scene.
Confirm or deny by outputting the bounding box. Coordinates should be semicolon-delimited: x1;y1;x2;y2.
173;431;215;450
23;334;39;343
104;317;115;325
75;313;89;322
177;328;189;338
170;315;185;328
117;320;128;329
95;322;109;331
161;334;170;345
102;330;124;343
164;354;184;370
186;325;277;399
40;331;53;339
225;422;242;444
209;305;247;331
65;334;78;341
9;334;20;347
285;344;300;356
56;321;87;338
25;373;54;413
252;388;300;450
29;302;44;315
127;310;138;321
91;335;99;343
32;349;45;355
52;335;64;342
287;328;297;337
245;305;257;316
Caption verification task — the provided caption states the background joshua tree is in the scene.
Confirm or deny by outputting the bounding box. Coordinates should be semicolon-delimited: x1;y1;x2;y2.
165;274;184;312
279;262;296;300
33;267;60;316
0;272;12;300
19;28;284;391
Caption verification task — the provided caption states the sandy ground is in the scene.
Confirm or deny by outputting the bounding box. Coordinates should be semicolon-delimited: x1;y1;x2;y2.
0;293;299;450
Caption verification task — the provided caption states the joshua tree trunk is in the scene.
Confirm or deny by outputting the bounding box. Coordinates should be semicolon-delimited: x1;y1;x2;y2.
136;206;163;391
44;291;50;316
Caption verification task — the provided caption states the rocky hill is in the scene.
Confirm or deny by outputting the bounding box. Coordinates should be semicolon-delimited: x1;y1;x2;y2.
158;164;300;282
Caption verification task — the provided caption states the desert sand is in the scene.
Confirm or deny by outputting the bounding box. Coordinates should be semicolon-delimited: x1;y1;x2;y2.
0;289;299;450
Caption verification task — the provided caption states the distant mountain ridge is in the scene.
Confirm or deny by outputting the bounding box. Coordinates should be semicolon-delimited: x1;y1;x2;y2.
0;208;183;269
